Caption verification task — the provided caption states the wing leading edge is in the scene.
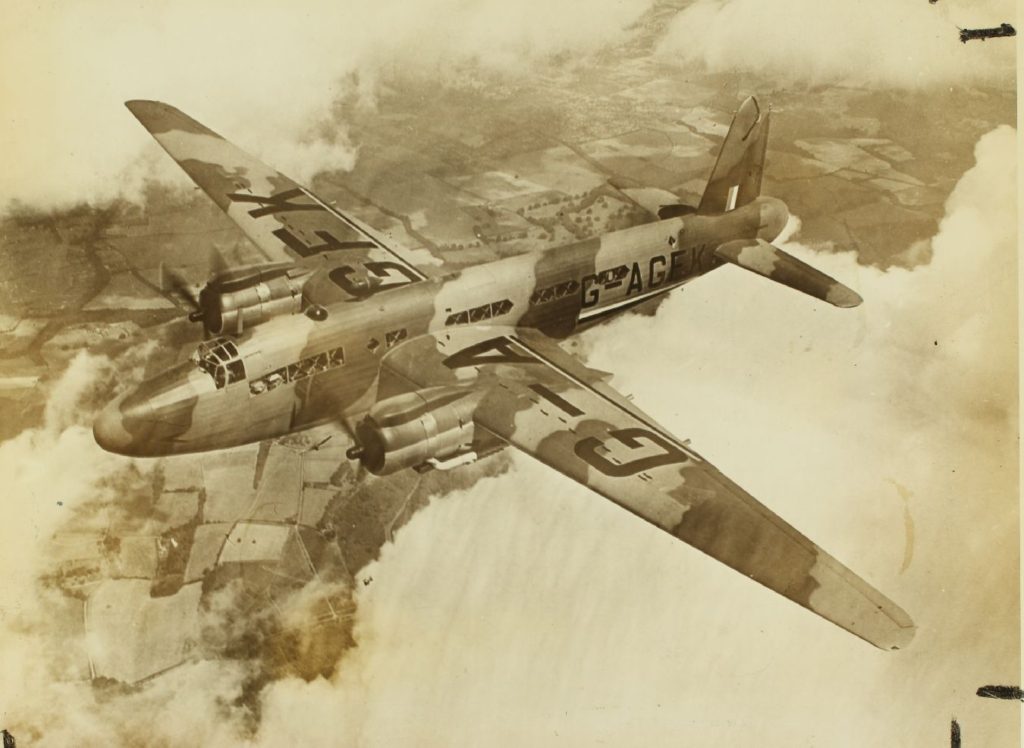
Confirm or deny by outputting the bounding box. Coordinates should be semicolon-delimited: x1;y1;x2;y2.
380;326;915;650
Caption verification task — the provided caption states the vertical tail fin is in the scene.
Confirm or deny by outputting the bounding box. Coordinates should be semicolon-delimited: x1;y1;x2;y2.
698;96;769;215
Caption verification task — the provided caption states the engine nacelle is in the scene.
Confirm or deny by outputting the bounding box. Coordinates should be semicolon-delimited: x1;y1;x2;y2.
200;264;313;335
349;387;484;475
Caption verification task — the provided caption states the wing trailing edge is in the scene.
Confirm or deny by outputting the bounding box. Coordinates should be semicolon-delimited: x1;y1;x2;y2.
374;326;914;651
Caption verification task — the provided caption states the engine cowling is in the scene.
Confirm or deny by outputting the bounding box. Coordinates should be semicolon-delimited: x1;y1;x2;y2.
199;264;314;335
349;387;484;475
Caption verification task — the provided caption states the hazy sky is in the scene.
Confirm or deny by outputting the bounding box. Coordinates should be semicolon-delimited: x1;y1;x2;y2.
659;0;1016;89
3;0;1014;211
0;0;653;210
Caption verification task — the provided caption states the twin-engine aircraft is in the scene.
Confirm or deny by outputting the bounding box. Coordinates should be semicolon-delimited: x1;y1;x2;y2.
94;96;915;651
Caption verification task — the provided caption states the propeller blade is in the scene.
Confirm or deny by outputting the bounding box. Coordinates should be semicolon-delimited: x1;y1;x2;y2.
209;243;229;278
307;435;334;452
252;440;272;490
159;262;202;312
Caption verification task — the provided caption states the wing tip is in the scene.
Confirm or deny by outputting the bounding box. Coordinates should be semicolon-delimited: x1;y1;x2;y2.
826;284;864;308
124;99;171;118
124;100;221;138
855;600;916;651
878;621;916;652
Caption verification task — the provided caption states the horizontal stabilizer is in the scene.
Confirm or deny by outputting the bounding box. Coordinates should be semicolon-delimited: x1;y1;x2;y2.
715;239;862;308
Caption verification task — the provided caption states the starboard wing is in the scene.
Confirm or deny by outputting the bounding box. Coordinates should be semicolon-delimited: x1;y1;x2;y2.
126;100;428;285
380;325;915;650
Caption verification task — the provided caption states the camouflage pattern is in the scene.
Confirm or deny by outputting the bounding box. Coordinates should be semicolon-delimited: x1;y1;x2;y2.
93;96;911;650
124;101;427;309
715;237;864;308
379;325;915;651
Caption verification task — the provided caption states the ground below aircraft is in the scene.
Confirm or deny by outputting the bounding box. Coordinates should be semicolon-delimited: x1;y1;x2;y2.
93;95;915;651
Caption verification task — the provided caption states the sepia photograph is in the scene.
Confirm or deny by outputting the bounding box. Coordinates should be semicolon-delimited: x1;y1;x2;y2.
0;1;1018;745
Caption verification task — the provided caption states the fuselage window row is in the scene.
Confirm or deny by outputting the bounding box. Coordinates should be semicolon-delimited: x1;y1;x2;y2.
249;346;346;395
445;299;513;326
529;279;580;306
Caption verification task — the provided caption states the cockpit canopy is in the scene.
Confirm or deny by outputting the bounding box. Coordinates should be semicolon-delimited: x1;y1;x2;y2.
191;337;245;389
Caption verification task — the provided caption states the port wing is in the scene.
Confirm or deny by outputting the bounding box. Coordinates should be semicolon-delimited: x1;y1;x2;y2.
379;326;915;650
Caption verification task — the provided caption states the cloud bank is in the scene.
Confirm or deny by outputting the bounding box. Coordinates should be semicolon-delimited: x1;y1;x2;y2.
245;126;1018;745
1;0;652;212
658;0;1016;89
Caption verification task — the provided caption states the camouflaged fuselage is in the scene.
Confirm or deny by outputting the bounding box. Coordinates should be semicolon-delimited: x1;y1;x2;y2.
94;197;787;456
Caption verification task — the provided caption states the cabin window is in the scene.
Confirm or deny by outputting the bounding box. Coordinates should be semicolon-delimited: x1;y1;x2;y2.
598;266;629;286
492;299;513;315
445;299;513;326
530;280;579;305
248;346;346;395
385;328;407;348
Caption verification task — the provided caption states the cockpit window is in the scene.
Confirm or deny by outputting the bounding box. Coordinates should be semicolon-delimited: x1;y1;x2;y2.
191;337;246;389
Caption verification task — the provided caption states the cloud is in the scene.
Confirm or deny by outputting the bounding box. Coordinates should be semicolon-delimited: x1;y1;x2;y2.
0;352;167;745
0;352;123;606
657;0;1016;89
0;14;1015;735
1;0;653;212
249;125;1017;745
0;347;290;746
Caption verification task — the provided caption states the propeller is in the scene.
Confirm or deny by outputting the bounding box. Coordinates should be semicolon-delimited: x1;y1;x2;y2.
209;241;230;276
160;263;204;321
158;245;230;329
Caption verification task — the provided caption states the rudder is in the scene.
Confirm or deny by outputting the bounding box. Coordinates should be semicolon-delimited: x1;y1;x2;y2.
698;96;769;215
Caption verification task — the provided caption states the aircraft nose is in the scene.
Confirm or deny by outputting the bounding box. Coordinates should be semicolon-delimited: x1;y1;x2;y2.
93;395;148;455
